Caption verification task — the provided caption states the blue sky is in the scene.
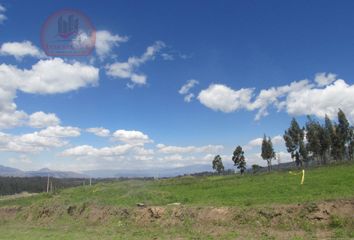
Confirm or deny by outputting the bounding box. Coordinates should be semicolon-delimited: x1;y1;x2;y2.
0;0;354;172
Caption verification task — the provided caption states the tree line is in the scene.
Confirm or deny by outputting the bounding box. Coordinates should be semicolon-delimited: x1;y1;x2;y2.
212;109;354;174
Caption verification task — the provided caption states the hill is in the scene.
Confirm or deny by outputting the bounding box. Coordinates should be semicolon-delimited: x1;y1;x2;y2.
0;165;87;178
0;163;353;239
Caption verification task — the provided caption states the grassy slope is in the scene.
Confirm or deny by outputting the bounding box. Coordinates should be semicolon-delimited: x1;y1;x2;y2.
0;163;353;239
1;163;354;208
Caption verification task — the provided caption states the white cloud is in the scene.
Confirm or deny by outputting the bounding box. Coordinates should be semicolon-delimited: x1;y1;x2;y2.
243;138;262;150
0;57;99;129
28;111;60;128
105;41;165;86
197;73;354;122
0;125;80;153
95;30;128;60
285;79;354;121
179;79;199;95
112;129;152;145
39;126;80;138
61;144;134;157
314;72;337;87
249;80;311;120
86;127;110;137
13;58;99;94
184;93;194;102
0;41;45;60
243;135;284;151
156;143;223;154
161;53;174;60
0;110;27;129
198;84;253;113
0;4;6;24
179;79;199;102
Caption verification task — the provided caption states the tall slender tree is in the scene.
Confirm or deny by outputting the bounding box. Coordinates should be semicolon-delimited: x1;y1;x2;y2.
212;155;224;174
283;118;305;166
348;127;354;161
232;146;246;175
337;109;350;161
305;116;321;163
261;135;275;172
325;114;337;161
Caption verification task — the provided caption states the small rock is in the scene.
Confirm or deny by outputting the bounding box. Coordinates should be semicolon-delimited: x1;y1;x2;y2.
167;202;181;206
136;203;145;207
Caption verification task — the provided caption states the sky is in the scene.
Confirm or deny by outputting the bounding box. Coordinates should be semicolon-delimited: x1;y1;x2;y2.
0;0;354;172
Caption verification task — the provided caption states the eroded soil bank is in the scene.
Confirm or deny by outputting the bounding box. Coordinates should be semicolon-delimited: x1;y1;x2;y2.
0;199;353;239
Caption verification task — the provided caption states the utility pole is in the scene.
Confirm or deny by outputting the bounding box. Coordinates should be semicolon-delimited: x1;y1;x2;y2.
89;177;92;186
46;174;50;193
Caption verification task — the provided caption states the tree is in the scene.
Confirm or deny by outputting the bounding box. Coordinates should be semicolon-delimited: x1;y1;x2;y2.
348;127;354;161
212;155;224;174
337;109;350;161
305;116;321;163
232;146;246;174
283;118;305;166
251;164;261;174
325;114;337;161
261;135;275;172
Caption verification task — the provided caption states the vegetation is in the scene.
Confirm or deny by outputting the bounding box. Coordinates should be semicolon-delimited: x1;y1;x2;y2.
0;177;90;196
0;163;353;239
293;109;354;165
1;163;353;208
261;134;275;171
212;155;224;174
232;145;246;174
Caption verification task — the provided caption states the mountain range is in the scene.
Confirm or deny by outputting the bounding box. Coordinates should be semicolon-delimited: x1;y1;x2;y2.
0;161;296;179
0;165;88;178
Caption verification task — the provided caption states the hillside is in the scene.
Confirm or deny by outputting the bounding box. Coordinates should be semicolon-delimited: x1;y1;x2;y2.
0;165;87;178
0;163;353;239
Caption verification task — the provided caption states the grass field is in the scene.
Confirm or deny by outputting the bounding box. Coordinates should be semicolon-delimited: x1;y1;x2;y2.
0;163;353;239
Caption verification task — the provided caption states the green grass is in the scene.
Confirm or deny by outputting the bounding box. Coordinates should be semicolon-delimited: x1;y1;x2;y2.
0;163;353;239
1;163;353;208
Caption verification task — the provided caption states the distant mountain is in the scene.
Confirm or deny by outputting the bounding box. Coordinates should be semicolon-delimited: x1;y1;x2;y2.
0;161;297;179
0;165;87;178
84;164;235;178
26;168;88;178
0;165;26;177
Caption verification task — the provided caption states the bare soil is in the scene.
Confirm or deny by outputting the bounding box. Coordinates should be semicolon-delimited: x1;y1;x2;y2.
1;199;353;239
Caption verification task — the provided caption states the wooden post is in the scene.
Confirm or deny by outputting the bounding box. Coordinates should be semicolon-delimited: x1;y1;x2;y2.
46;174;50;193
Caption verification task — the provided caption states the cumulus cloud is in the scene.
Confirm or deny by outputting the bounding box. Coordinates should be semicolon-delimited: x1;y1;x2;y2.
0;41;45;60
197;73;354;122
105;41;165;86
243;135;284;151
0;57;99;129
179;79;199;102
156;143;223;154
198;84;253;113
0;4;6;24
61;144;134;158
95;30;128;60
0;126;80;153
28;111;60;128
39;126;80;138
86;127;110;137
11;58;99;94
112;130;152;145
314;72;337;87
